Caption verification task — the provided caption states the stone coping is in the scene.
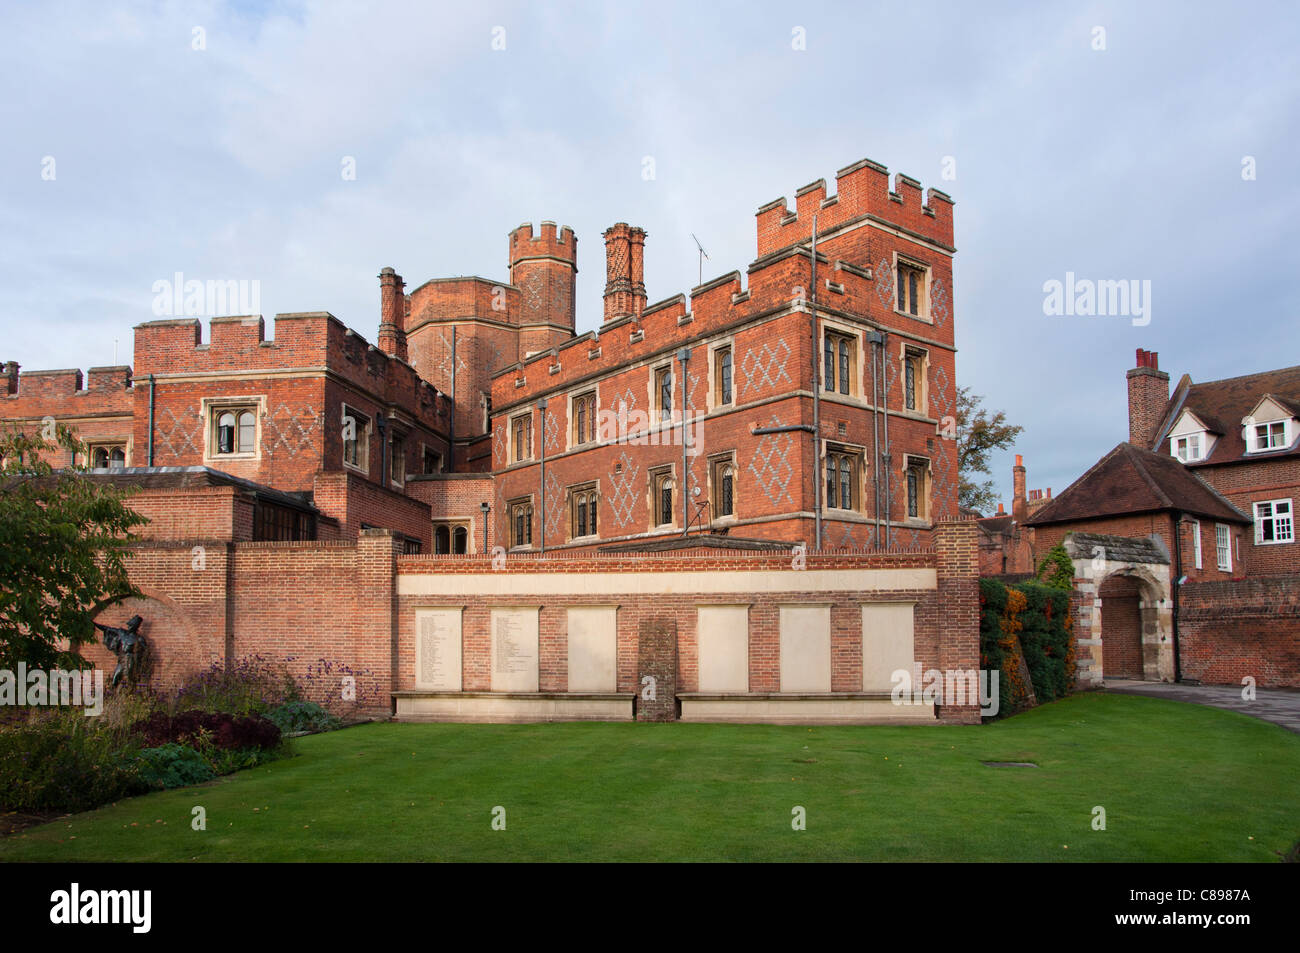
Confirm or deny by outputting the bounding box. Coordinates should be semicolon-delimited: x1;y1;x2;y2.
392;691;632;700
678;692;898;701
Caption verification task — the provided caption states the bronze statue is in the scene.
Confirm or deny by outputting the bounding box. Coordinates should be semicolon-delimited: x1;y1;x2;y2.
94;615;149;689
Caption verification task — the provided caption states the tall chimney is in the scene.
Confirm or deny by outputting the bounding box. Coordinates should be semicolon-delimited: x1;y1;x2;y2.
1012;453;1027;522
603;223;647;322
377;267;408;361
2;361;19;395
1128;348;1169;449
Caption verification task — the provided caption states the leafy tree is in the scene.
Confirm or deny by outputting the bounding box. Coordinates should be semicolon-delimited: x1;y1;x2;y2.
955;386;1024;514
0;423;147;671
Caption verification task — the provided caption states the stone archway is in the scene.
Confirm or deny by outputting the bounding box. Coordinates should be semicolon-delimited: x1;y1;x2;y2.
1064;533;1174;687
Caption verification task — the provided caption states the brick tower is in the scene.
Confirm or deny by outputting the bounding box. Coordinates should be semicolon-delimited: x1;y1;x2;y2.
508;222;577;356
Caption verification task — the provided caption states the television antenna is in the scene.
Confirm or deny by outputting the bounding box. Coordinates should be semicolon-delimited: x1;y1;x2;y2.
691;233;710;287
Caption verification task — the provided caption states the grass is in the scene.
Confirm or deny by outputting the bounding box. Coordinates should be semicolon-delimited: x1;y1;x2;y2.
2;692;1297;862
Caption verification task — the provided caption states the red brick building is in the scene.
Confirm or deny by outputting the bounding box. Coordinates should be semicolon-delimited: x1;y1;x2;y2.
980;350;1300;688
3;158;987;722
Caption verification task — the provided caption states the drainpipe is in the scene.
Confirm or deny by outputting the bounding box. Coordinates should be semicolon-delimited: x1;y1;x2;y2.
677;347;691;536
879;332;891;548
449;326;456;467
867;330;884;546
147;374;156;466
1171;511;1185;683
810;215;822;551
480;501;490;554
536;398;547;554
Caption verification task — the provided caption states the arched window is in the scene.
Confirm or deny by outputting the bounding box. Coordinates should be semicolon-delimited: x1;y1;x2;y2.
588;495;597;536
838;339;850;395
435;525;451;554
720;465;734;516
718;348;733;405
109;447;125;468
92;447;108;468
826;450;857;511
653;475;674;527
217;412;236;454
452;526;468;554
238;411;256;453
576;492;588;537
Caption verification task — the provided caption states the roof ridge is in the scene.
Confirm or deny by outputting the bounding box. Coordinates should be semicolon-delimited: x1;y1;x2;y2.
1187;364;1300;389
1123;444;1176;509
1024;443;1127;525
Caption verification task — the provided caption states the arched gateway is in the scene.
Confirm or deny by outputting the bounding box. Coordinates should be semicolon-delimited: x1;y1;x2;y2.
1064;533;1174;687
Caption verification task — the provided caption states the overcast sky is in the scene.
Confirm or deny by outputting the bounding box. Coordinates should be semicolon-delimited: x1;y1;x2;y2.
3;0;1297;507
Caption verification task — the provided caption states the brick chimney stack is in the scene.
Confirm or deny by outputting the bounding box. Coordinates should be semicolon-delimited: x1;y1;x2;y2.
2;361;19;395
602;223;647;322
1012;453;1027;522
1128;348;1169;449
377;267;408;362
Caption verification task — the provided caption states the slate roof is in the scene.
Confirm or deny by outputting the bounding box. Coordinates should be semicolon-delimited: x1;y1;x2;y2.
977;515;1014;537
1025;443;1251;527
1063;532;1170;565
1153;365;1300;465
10;465;318;513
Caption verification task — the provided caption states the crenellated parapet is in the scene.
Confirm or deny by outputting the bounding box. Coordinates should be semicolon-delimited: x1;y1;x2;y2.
755;158;954;257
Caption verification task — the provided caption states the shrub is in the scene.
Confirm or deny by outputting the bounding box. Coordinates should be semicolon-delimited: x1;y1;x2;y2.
98;689;162;744
266;700;341;735
132;710;281;751
979;578;1074;718
136;743;215;789
1017;582;1072;702
171;655;299;716
0;709;145;812
206;746;286;776
1035;542;1076;590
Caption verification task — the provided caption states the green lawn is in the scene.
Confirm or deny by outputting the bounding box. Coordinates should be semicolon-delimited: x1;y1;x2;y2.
3;692;1297;862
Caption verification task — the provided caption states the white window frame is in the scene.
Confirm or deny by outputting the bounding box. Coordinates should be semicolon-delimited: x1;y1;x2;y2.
1215;523;1232;571
1191;520;1202;569
1254;498;1294;545
1247;419;1290;453
1172;432;1204;463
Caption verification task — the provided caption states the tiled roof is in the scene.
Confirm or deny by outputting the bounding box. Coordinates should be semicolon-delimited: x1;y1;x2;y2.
1025;443;1251;526
1154;365;1300;465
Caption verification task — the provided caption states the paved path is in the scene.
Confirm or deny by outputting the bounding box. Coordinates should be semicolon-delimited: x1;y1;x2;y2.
1105;679;1300;735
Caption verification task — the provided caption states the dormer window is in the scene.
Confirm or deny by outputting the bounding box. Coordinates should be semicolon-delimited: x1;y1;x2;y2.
1249;420;1289;452
1172;433;1204;463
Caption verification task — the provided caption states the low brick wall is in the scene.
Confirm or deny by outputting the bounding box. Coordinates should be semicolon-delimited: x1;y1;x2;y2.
86;524;983;724
1178;576;1300;688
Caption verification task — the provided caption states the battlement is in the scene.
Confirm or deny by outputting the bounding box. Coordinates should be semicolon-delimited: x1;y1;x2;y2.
755;157;955;257
406;276;522;330
133;313;332;375
0;362;135;424
509;221;577;265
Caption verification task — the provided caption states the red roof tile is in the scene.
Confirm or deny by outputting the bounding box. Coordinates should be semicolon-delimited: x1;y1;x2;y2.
1025;443;1251;526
